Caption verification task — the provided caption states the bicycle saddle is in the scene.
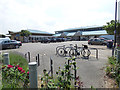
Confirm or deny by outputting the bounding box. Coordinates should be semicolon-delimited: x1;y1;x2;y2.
82;44;88;49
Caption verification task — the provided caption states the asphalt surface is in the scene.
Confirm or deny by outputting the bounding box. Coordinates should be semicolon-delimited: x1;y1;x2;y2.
2;41;112;88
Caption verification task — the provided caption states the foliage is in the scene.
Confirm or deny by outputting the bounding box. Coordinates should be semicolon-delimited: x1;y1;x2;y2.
40;57;83;89
105;57;120;86
103;20;120;35
0;54;3;63
20;30;31;37
2;64;29;88
9;52;28;71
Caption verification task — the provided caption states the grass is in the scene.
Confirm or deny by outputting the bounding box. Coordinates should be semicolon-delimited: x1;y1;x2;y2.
9;52;28;71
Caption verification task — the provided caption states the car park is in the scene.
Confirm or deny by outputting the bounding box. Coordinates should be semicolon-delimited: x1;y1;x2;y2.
0;40;21;50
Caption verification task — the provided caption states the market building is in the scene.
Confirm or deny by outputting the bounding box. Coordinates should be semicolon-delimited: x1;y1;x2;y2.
54;26;108;41
8;29;53;42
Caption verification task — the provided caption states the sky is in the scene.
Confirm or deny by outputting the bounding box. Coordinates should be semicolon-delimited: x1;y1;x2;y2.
0;0;120;34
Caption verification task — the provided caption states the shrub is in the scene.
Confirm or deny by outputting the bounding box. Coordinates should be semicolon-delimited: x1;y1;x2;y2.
2;64;29;88
40;57;83;89
105;56;120;86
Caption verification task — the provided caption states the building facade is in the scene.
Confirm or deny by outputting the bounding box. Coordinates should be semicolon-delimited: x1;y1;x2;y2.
8;29;53;42
54;26;108;41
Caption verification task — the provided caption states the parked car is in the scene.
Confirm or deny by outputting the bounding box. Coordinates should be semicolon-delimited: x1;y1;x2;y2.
0;40;21;50
66;37;72;41
10;40;22;46
41;38;50;43
56;38;62;42
88;38;107;45
50;38;57;42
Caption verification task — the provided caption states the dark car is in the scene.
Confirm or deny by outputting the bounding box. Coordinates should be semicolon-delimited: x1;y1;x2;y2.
50;38;57;42
66;37;72;41
41;38;50;43
0;40;21;50
56;38;62;42
88;38;107;45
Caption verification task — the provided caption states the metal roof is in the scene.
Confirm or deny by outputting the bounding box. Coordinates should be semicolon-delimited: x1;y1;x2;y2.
27;29;53;34
67;32;76;36
56;25;103;32
82;30;107;35
53;33;61;37
30;35;53;37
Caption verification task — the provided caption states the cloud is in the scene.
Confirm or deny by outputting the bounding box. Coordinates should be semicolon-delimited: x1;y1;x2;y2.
0;0;116;34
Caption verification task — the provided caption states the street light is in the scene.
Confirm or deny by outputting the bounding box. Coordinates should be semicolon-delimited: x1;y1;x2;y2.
112;0;117;56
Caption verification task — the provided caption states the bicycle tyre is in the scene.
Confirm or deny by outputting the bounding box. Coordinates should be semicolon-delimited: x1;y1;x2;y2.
65;47;72;55
57;48;65;56
56;45;65;55
69;49;76;57
81;49;91;57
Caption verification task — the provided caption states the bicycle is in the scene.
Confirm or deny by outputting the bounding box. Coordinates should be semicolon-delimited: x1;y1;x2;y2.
56;44;73;57
69;44;81;57
56;45;66;56
81;44;91;58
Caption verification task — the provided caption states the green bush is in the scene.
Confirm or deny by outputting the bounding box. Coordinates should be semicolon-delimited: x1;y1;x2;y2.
2;64;29;88
40;57;83;89
105;56;120;86
2;52;29;88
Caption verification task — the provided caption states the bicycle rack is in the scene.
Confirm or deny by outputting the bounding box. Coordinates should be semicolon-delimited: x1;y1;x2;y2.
25;52;40;66
35;54;40;66
89;48;98;59
25;52;31;62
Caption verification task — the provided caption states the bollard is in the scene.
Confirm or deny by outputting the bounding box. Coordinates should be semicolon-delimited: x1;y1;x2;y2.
29;62;38;88
28;52;30;62
38;54;40;66
50;57;53;78
3;53;9;65
117;50;120;63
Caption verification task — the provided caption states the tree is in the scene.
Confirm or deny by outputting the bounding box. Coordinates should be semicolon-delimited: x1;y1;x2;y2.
20;30;31;42
104;20;120;49
103;20;120;35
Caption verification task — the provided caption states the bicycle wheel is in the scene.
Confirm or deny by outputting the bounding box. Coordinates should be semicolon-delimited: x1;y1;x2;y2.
69;49;76;57
81;49;91;57
58;48;65;56
56;45;65;55
76;48;81;57
65;47;72;55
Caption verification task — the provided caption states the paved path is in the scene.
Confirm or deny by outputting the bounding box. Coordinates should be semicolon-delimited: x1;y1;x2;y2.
2;41;112;88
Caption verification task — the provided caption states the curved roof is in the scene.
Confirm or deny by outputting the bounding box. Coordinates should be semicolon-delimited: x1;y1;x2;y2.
56;25;103;32
27;29;53;34
82;30;107;35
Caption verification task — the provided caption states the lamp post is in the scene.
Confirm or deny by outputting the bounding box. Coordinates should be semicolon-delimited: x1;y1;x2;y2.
112;0;117;56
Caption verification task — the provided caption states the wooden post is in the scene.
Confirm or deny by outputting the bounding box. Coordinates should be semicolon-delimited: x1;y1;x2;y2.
3;53;9;65
29;62;38;88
